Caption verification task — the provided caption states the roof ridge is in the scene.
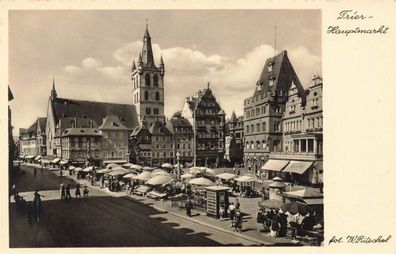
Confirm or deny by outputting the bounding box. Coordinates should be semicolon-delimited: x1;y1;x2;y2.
56;97;134;107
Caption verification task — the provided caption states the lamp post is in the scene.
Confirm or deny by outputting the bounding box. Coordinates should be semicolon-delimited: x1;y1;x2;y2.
176;151;181;180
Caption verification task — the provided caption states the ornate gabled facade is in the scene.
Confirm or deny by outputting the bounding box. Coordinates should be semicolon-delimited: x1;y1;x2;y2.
243;50;305;174
131;24;165;128
182;84;226;167
130;117;152;166
149;119;174;166
225;111;244;165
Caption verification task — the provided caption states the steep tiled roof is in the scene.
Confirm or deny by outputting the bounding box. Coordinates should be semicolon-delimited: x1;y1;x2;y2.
255;50;305;100
149;120;172;136
61;128;102;137
98;115;128;130
51;97;139;129
37;117;47;132
166;116;193;134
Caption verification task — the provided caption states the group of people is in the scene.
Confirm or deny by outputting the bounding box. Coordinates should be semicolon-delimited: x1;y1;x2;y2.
11;185;43;225
256;208;288;237
60;183;89;200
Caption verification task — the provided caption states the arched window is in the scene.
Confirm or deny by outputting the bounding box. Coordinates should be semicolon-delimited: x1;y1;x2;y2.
145;73;150;86
153;75;158;87
144;91;149;101
155;91;160;101
256;141;261;149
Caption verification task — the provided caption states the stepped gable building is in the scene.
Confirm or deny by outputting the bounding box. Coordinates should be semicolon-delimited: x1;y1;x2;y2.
182;84;226;167
166;111;194;165
131;24;166;128
46;80;139;160
243;50;306;174
149;119;174;166
130;117;152;165
264;73;323;185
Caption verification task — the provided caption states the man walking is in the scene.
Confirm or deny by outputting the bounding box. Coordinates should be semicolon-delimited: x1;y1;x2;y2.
185;198;193;217
65;184;72;200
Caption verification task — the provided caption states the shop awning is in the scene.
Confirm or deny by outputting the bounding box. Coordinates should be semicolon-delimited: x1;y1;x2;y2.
261;159;289;172
51;158;61;164
41;159;51;164
34;155;41;161
25;155;35;159
282;161;314;175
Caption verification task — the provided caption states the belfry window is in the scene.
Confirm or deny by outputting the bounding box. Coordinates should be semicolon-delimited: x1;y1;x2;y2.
153;75;158;87
155;91;160;101
144;91;149;101
145;73;150;86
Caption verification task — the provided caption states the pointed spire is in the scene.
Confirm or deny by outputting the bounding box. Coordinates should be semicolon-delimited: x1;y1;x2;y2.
141;22;155;67
230;110;237;123
132;60;136;71
138;53;143;65
159;55;164;66
51;77;57;99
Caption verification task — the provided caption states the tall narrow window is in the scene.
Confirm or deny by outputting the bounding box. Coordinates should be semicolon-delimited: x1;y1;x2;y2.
145;73;150;86
153;75;158;87
144;91;149;101
155;91;160;101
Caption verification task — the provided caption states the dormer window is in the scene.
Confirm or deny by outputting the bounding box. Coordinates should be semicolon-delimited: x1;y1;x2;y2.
269;75;275;87
268;61;274;72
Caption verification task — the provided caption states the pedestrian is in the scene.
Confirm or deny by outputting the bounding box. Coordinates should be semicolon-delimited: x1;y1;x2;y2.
60;184;66;200
270;210;280;237
235;198;240;209
11;184;17;197
278;210;288;237
65;184;72;200
26;202;33;225
101;176;105;188
59;170;63;177
228;202;236;226
83;186;89;198
185;198;193;217
33;190;43;222
256;208;265;232
34;167;37;176
233;209;242;232
75;183;81;198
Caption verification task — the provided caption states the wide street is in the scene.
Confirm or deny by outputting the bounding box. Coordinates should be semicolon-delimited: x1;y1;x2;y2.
9;165;260;247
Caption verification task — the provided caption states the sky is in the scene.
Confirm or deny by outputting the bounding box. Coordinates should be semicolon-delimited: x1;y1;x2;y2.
9;10;321;136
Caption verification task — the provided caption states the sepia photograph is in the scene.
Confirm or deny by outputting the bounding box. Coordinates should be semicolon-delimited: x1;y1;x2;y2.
7;9;324;248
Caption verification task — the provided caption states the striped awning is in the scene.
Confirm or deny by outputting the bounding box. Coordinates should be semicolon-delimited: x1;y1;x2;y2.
51;158;61;164
282;161;314;175
261;159;289;172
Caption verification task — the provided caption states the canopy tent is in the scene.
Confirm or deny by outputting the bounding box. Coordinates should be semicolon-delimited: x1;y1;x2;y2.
216;172;237;181
51;158;61;164
133;171;153;181
261;159;289;172
282;161;314;175
83;166;94;172
146;175;174;186
96;168;111;174
122;173;136;179
235;175;263;183
188;177;215;186
161;163;174;169
181;173;194;179
283;189;323;199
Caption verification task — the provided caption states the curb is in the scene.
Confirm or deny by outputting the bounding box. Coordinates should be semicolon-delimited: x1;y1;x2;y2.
122;195;272;246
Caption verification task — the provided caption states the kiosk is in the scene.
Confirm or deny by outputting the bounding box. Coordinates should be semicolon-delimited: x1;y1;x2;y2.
205;186;230;218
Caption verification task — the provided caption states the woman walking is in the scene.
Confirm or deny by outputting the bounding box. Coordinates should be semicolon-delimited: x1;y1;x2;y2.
75;183;81;198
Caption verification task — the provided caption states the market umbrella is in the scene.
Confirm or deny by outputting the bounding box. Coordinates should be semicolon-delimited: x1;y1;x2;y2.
108;170;128;177
83;166;94;172
258;199;284;209
106;163;119;169
122;162;135;168
96;168;111;174
235;175;263;183
111;166;128;172
142;166;154;171
189;166;205;175
216;172;237;181
161;163;174;169
131;164;143;170
146;175;174;186
74;167;83;172
181;173;194;179
152;169;170;176
188;177;215;186
280;202;311;216
123;173;136;179
133;171;152;181
205;168;216;175
69;166;75;170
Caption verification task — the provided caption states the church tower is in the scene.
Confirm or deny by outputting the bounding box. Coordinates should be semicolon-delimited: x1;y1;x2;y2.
131;23;165;128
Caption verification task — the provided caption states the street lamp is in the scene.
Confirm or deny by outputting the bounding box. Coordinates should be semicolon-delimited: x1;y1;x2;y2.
176;151;181;179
